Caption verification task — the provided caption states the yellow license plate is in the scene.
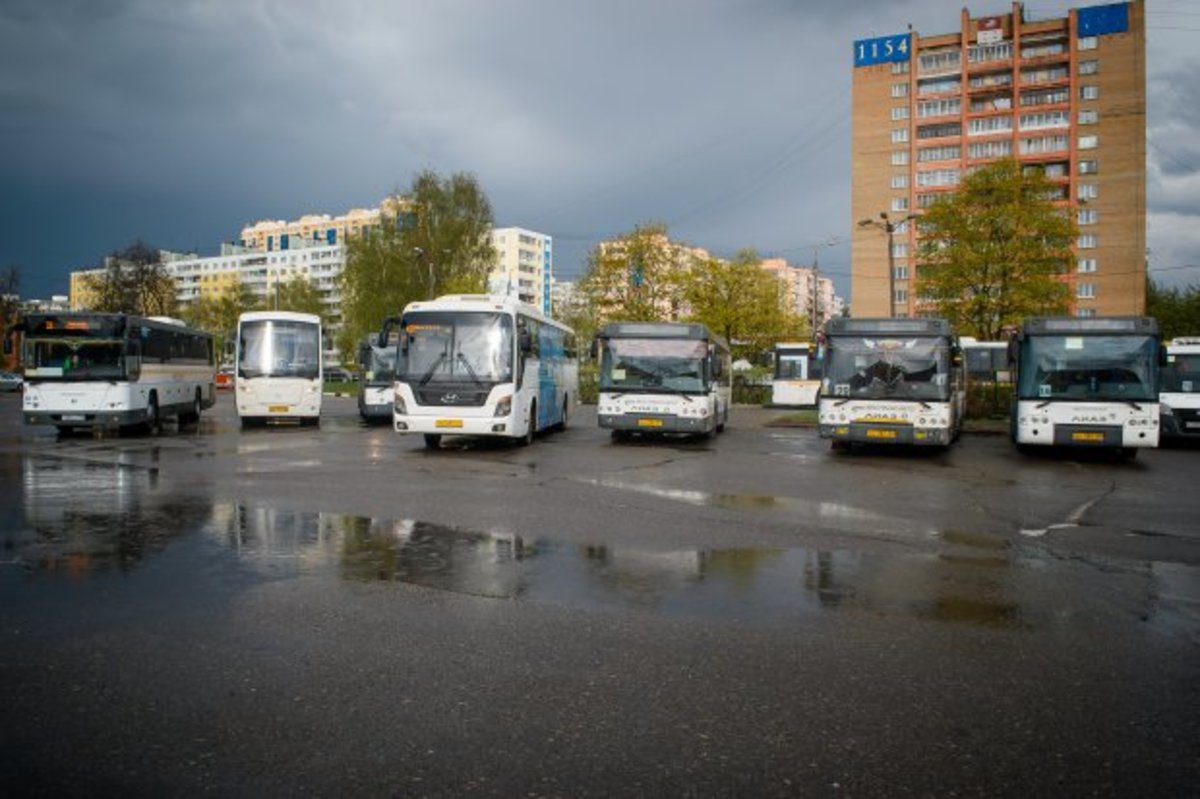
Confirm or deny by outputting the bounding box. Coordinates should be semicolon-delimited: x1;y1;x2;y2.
638;418;664;428
435;419;464;429
1072;431;1104;442
268;405;289;413
866;428;898;439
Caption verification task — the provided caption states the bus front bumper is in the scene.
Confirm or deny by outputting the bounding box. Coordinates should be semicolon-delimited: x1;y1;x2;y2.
820;423;951;446
599;414;713;433
25;408;149;428
395;415;515;437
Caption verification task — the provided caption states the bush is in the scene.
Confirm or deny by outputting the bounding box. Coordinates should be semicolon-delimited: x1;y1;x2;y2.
966;381;1010;419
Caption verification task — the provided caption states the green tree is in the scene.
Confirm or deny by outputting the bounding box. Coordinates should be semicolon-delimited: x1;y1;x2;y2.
682;249;807;360
578;222;688;324
338;170;496;361
83;240;178;316
915;158;1074;339
1146;278;1200;340
179;283;262;361
275;275;328;322
1;265;20;370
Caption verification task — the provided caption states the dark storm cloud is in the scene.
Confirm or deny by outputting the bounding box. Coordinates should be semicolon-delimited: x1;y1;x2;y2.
0;0;1195;298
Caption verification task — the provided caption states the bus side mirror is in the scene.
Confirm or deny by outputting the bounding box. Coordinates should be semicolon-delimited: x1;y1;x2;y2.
1160;345;1169;367
519;329;533;355
1006;337;1019;367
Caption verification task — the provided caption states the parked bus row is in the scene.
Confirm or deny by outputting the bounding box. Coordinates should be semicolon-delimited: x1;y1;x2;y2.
4;306;1197;457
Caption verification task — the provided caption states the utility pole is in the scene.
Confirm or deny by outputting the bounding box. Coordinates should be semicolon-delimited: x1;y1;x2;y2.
858;212;916;317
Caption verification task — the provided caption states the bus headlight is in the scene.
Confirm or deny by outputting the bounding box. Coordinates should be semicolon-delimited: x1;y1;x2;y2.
494;395;512;417
1161;403;1174;417
394;395;407;414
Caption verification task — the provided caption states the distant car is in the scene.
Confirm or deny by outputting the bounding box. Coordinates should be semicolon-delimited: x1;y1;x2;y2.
0;370;23;392
325;368;354;383
215;367;235;390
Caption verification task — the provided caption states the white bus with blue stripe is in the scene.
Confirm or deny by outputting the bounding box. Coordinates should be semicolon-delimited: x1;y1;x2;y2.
385;294;578;449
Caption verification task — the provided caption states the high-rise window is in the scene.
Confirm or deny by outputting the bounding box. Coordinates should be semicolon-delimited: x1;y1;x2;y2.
891;174;909;189
891;83;910;98
1078;135;1099;150
1078;258;1098;273
891;196;909;212
1078;234;1098;249
891;128;910;143
1078;183;1098;200
1079;109;1098;125
891;150;910;166
1080;85;1099;101
1078;36;1098;51
1078;59;1099;75
1078;209;1098;225
891;106;910;121
1077;283;1096;299
918;144;961;162
917;98;961;117
1079;159;1098;174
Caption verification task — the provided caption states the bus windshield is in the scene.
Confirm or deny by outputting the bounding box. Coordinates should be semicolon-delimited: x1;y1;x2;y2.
1018;334;1158;401
825;336;951;401
600;338;708;393
239;320;321;380
24;336;127;381
1162;353;1200;394
398;312;513;385
362;345;397;387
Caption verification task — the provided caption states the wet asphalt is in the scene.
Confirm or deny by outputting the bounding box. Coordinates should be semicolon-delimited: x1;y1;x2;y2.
1;392;1198;797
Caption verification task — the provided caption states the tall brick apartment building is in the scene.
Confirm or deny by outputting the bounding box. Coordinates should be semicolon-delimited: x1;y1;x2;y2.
850;1;1145;318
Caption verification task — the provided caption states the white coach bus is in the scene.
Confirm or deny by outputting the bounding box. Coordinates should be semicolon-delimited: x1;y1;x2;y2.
818;317;965;449
386;294;578;449
235;311;323;426
1010;316;1161;457
6;312;215;433
595;322;732;439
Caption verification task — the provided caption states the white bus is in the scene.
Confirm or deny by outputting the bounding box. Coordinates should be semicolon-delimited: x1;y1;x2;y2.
385;294;578;448
356;330;396;424
771;341;821;407
235;311;323;426
595;322;732;439
818;317;965;448
1010;316;1161;456
6;312;216;433
1160;337;1200;441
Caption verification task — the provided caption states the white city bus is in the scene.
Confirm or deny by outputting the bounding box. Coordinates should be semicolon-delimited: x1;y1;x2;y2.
386;294;577;448
6;312;215;433
818;317;965;449
771;341;821;407
1160;337;1200;441
235;311;323;426
1010;316;1161;456
357;330;396;424
595;322;732;439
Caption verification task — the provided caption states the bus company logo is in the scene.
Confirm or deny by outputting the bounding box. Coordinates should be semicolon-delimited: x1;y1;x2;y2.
1070;413;1115;424
441;393;460;403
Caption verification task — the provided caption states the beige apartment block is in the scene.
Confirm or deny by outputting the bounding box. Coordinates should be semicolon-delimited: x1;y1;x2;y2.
238;196;408;251
760;258;838;332
851;1;1145;319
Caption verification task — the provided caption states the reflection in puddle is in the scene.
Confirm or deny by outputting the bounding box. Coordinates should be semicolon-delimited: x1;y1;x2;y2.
6;458;1197;636
202;504;1032;628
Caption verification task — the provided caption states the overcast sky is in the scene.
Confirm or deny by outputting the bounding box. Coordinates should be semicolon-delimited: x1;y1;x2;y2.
1;0;1195;303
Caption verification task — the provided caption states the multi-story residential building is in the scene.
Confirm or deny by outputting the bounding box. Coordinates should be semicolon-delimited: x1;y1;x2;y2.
489;227;553;314
851;1;1145;318
759;258;841;332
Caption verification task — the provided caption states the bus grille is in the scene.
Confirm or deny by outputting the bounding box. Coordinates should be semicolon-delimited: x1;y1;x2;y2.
416;388;489;407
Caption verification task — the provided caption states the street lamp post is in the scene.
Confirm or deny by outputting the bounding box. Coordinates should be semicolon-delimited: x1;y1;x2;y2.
414;247;434;299
858;211;917;318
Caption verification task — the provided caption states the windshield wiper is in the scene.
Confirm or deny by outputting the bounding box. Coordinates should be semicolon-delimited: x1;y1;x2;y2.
418;353;447;387
455;352;484;387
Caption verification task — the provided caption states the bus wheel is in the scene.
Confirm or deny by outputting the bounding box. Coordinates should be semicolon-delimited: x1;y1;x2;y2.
560;397;569;431
144;394;159;434
180;390;202;427
716;407;727;433
611;430;629;443
521;402;537;446
423;433;441;449
830;439;849;452
1117;447;1138;461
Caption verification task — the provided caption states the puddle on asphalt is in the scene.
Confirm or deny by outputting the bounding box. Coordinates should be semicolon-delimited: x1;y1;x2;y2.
3;456;1197;636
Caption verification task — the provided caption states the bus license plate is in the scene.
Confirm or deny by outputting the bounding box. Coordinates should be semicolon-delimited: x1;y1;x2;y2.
1072;431;1104;442
61;414;85;422
435;419;463;429
866;428;897;440
638;418;664;428
269;405;290;413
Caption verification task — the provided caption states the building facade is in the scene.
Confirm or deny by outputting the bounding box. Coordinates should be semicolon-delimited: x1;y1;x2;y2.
489;227;553;314
851;1;1145;318
759;258;840;333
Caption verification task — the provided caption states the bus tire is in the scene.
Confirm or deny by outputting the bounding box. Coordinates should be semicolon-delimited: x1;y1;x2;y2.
144;393;159;434
1117;447;1138;461
180;390;202;427
521;402;537;446
716;406;727;433
555;397;568;432
423;433;441;449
